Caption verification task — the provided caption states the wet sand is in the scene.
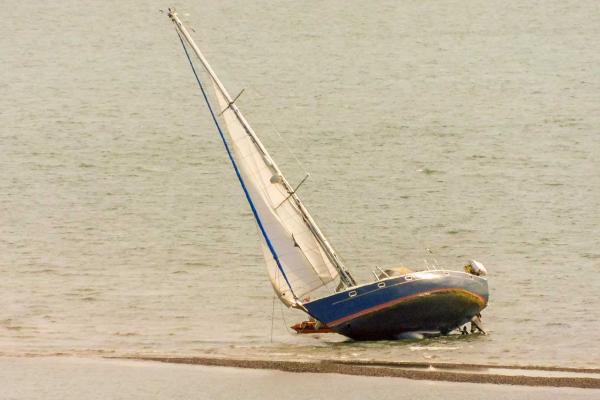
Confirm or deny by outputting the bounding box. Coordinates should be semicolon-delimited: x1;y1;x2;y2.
3;356;599;400
130;356;600;389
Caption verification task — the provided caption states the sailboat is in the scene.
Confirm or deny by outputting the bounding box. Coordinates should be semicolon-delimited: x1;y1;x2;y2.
168;9;489;340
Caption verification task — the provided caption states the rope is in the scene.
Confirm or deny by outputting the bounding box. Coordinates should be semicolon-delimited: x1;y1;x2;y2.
242;89;358;285
278;300;296;335
243;87;309;177
174;29;298;302
270;294;276;342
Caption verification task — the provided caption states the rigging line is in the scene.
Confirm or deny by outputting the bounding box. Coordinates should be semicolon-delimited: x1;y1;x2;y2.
218;88;245;116
230;90;353;287
236;136;331;291
326;225;360;268
174;29;298;303
243;87;309;176
246;93;354;285
233;131;332;292
170;11;354;288
212;89;350;288
278;299;295;336
275;173;310;210
298;206;359;278
270;294;276;343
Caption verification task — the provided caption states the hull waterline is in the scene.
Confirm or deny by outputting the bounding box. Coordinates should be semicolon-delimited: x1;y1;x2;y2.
304;270;488;340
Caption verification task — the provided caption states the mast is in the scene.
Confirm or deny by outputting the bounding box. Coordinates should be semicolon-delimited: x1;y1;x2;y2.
168;9;356;288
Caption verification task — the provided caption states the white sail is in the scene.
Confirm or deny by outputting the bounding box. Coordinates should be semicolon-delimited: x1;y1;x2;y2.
168;9;351;306
211;84;339;305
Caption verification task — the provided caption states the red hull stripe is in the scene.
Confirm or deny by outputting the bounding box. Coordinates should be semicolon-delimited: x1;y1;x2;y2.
328;288;486;327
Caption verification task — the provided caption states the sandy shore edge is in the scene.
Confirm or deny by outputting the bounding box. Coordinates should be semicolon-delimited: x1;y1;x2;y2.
115;356;600;389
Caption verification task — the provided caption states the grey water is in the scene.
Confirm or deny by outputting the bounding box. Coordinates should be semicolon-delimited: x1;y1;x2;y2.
1;0;599;368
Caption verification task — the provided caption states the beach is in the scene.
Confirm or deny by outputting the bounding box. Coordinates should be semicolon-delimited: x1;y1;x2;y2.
3;356;599;400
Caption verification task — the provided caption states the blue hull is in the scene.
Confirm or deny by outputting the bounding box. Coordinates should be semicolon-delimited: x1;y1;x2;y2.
303;270;488;340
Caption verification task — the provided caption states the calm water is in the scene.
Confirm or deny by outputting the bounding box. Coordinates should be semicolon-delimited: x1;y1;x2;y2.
1;1;599;367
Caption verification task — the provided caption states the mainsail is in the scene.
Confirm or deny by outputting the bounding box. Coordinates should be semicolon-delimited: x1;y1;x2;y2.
212;85;340;305
169;10;354;306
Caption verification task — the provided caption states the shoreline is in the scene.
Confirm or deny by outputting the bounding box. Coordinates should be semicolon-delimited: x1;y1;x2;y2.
4;356;599;400
119;356;600;389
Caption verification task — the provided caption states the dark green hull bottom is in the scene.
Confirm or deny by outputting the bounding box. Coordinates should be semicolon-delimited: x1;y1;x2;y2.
333;289;485;340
